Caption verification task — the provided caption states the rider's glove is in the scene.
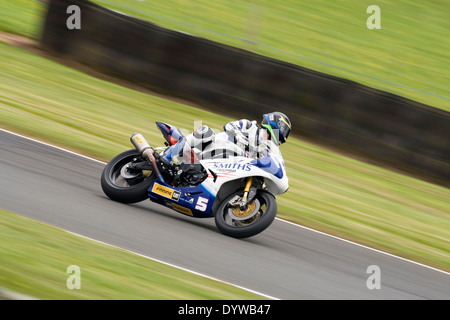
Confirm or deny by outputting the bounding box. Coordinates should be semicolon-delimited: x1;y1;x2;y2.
255;145;268;158
235;132;249;150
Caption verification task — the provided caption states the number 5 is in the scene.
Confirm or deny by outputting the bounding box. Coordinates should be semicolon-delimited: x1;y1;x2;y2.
195;197;209;211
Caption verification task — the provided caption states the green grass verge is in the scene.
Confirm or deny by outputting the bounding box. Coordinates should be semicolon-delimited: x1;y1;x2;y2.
0;209;264;300
0;0;46;39
3;0;448;111
0;41;449;275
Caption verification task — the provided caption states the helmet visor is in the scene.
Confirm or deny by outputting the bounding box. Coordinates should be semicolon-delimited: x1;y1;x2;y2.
277;120;290;143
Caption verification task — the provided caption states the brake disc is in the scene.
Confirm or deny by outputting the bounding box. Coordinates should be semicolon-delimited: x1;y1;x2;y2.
228;199;260;221
120;163;140;179
235;212;261;226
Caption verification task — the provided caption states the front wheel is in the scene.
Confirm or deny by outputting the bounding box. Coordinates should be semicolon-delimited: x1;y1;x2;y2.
214;190;277;238
101;149;155;203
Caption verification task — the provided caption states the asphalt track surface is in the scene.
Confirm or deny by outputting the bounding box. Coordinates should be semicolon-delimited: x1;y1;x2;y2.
1;129;449;299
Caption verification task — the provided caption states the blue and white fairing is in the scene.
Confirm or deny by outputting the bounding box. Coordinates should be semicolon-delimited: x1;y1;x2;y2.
147;126;289;218
148;179;215;218
199;139;289;198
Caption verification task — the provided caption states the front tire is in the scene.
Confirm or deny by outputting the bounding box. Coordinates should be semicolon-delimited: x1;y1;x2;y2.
101;149;155;203
214;190;277;238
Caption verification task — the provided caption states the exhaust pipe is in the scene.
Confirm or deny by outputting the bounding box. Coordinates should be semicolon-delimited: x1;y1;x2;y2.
130;132;165;182
130;132;154;160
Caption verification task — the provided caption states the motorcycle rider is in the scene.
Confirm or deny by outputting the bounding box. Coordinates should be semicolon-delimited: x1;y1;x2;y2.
223;111;292;157
158;112;291;186
164;111;291;160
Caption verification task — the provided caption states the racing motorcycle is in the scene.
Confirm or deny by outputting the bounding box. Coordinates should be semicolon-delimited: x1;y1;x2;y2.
100;122;289;238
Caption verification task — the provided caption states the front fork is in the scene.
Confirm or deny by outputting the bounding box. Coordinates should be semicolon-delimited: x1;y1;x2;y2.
242;177;253;203
229;176;256;210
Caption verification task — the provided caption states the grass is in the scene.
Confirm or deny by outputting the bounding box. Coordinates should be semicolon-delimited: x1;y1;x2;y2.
0;0;45;39
0;209;264;299
86;0;450;111
1;1;449;111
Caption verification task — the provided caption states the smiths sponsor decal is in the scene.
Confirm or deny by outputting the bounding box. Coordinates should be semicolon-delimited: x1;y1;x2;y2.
213;163;251;172
152;183;181;201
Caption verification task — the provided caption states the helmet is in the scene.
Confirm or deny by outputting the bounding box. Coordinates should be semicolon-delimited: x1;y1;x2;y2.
186;125;215;150
261;112;291;145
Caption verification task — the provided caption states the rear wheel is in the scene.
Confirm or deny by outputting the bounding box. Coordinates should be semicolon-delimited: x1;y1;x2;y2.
214;190;277;238
101;149;155;203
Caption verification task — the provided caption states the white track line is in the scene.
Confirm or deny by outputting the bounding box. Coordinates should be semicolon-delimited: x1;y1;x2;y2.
64;230;279;300
2;128;449;280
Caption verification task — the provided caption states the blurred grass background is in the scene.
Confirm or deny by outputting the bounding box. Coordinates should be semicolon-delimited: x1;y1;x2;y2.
2;0;449;110
0;0;449;298
84;0;449;111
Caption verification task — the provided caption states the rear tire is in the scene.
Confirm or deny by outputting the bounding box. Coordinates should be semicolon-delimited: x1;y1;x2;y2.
101;149;155;203
214;190;277;238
